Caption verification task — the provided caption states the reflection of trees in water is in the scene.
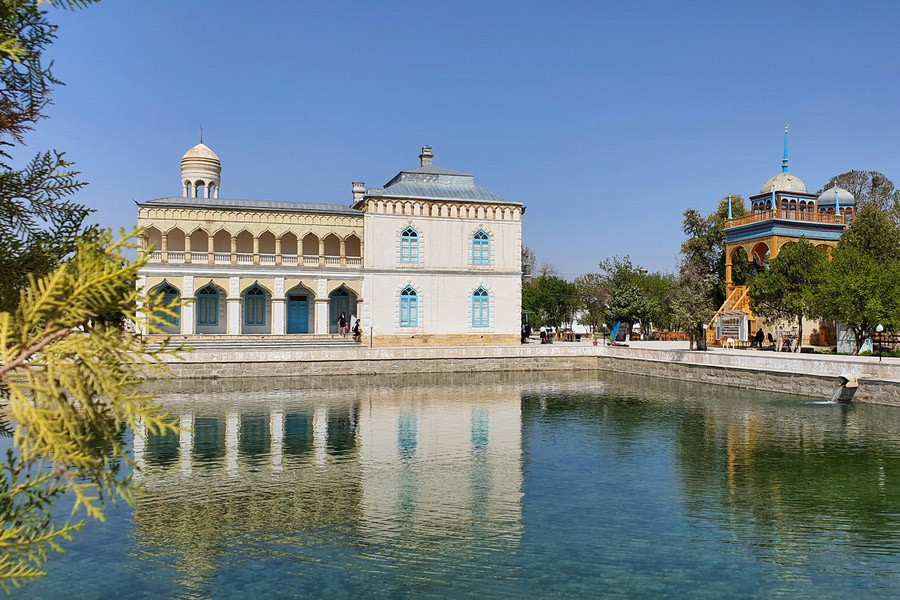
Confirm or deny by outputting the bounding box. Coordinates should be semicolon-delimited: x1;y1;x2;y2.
522;372;900;564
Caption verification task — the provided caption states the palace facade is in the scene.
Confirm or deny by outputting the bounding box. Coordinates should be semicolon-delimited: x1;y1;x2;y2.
136;144;524;346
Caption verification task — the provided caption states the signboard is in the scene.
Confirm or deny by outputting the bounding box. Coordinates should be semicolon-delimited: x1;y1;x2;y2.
716;314;748;342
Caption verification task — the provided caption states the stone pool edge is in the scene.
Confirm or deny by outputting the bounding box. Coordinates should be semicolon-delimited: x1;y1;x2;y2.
153;345;900;407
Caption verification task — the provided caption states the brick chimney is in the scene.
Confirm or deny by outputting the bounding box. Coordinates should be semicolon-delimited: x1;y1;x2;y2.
419;145;433;167
351;182;365;205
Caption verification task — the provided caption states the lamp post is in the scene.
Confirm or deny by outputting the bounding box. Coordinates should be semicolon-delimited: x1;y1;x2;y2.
876;324;884;362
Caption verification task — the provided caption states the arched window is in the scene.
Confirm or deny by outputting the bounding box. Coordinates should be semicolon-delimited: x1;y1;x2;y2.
472;230;490;265
197;285;219;326
472;287;489;327
158;284;180;326
400;228;419;263
400;286;418;327
244;285;266;326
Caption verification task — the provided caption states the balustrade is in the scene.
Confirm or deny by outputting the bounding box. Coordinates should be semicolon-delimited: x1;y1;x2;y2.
146;246;362;268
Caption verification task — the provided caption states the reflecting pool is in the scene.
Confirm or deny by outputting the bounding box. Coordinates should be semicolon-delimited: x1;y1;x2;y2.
19;371;900;598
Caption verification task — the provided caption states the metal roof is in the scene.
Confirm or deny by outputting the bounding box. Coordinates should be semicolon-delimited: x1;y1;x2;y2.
372;165;518;205
139;196;362;216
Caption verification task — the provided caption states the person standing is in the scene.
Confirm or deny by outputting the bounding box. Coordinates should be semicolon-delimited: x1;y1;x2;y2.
338;311;347;337
776;326;784;352
755;327;764;349
352;318;362;343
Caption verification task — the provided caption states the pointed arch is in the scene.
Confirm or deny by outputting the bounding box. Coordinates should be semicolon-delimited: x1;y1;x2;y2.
399;285;418;327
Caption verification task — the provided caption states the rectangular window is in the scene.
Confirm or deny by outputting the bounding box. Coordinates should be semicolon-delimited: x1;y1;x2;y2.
400;296;418;326
472;295;489;327
198;296;218;326
401;237;419;262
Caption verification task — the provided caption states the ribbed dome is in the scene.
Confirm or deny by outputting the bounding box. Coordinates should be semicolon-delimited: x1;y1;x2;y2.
760;172;808;194
817;185;855;206
182;143;219;161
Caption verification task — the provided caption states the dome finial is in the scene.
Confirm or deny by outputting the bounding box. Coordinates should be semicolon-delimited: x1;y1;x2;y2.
199;125;203;144
782;124;790;173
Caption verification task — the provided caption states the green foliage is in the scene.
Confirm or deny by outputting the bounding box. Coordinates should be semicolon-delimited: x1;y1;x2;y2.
573;273;607;332
522;275;576;329
0;229;182;587
816;206;900;354
0;0;94;313
670;259;718;348
750;238;827;345
680;195;749;303
592;256;675;336
818;170;895;212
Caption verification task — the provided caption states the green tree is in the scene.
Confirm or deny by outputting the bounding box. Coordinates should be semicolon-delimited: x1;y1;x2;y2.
750;238;827;349
595;256;672;338
0;0;96;313
818;171;895;212
816;205;900;354
0;0;181;589
670;259;718;349
680;195;753;304
522;275;576;329
573;273;607;333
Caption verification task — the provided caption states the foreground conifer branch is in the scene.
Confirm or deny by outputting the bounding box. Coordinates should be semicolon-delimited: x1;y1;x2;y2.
0;228;182;590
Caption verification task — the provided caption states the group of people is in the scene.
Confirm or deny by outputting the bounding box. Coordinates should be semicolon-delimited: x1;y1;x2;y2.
753;326;799;352
520;323;559;344
337;312;362;343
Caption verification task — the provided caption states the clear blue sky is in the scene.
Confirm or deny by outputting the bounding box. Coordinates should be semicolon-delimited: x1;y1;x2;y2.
25;0;900;278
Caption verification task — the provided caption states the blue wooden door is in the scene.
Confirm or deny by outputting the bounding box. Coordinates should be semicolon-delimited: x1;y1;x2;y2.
287;295;309;334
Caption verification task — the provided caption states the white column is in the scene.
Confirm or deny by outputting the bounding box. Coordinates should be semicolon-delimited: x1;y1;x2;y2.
272;277;286;335
271;410;284;473
179;412;193;475
226;411;240;477
314;406;327;467
227;276;240;334
181;275;195;335
133;418;146;482
315;278;329;334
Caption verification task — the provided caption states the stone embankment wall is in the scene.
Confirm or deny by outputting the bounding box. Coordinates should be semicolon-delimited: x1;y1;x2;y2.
159;345;900;406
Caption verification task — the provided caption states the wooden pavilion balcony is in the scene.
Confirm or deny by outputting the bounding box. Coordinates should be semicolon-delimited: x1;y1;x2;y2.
727;210;845;228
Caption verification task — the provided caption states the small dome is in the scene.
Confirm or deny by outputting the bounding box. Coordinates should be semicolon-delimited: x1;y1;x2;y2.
182;143;219;161
760;172;808;194
817;185;855;206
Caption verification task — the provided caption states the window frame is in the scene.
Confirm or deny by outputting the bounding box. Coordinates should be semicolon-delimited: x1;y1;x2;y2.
472;287;490;327
400;227;419;263
196;285;219;326
472;230;490;265
244;285;266;326
400;286;418;327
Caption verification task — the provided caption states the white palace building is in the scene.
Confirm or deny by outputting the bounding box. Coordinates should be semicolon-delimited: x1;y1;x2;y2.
136;144;524;346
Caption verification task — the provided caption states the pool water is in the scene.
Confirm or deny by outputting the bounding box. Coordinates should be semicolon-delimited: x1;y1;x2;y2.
18;371;900;599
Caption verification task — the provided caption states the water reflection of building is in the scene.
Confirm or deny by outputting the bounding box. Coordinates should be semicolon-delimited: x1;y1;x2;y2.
131;375;525;588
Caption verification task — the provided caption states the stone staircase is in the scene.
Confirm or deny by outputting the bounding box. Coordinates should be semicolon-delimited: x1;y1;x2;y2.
147;335;360;352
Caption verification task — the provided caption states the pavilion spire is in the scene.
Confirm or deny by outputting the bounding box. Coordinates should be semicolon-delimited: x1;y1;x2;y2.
782;124;789;173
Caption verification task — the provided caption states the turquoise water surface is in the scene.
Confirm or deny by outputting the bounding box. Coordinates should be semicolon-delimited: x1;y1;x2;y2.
18;371;900;599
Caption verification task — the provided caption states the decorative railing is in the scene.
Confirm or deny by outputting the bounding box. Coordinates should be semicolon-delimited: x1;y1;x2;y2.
728;210;844;228
147;250;363;268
